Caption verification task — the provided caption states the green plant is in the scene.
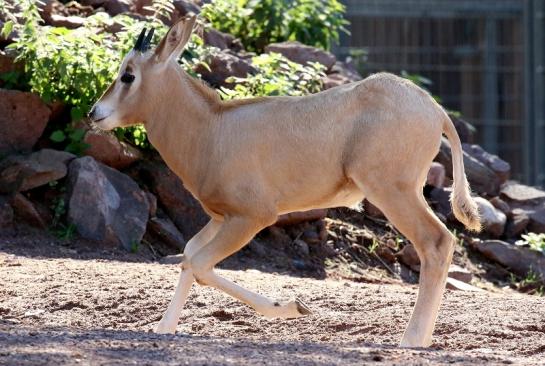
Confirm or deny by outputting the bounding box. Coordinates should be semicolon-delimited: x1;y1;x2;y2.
130;240;140;253
50;126;90;155
220;52;325;99
516;233;545;254
201;0;349;52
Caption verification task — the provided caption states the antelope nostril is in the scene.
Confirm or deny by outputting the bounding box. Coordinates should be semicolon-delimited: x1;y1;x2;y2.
88;107;96;119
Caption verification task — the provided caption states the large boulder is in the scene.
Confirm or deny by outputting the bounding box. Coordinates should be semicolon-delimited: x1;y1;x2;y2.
83;130;142;170
462;143;510;183
129;158;208;239
0;149;75;193
471;240;545;282
500;182;545;206
203;28;243;52
0;89;51;156
67;156;150;250
435;137;500;195
474;197;506;237
195;50;255;88
265;41;337;71
146;215;186;250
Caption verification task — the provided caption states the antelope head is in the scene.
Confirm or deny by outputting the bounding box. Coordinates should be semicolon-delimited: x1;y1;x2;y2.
89;15;197;130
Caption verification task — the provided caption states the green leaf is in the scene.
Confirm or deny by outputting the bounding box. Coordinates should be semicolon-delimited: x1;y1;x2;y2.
50;130;66;143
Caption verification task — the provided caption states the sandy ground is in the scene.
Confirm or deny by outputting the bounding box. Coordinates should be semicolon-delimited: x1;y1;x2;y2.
1;237;545;365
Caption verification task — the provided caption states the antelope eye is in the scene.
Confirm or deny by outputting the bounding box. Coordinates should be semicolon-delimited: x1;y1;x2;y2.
120;72;135;84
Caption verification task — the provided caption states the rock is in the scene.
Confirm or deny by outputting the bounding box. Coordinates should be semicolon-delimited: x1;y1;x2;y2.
144;191;157;218
275;209;327;226
103;0;131;16
0;149;75;193
67;156;150;250
40;0;92;27
528;208;545;234
488;196;510;216
10;193;47;229
301;229;321;245
471;240;545;282
376;245;396;264
463;143;510;183
0;50;23;78
203;28;243;52
395;244;420;272
173;0;201;16
426;162;446;188
449;114;475;144
265;41;337;70
474;197;506;237
322;73;354;89
448;264;472;284
47;14;85;28
428;187;453;221
363;199;385;219
500;182;545;206
329;61;362;82
195;50;256;88
446;277;483;292
83;130;143;169
505;208;530;238
293;239;310;256
436;137;500;195
0;195;14;228
130;158;208;239
248;239;267;256
0;89;51;156
147;216;186;250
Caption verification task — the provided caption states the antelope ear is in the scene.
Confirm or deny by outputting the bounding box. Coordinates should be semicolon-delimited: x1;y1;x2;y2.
154;14;197;63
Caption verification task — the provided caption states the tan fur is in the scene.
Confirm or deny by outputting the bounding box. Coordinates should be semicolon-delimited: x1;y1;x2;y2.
91;16;481;347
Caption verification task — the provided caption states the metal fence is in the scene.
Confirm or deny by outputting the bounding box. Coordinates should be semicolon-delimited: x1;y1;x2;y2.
335;0;545;187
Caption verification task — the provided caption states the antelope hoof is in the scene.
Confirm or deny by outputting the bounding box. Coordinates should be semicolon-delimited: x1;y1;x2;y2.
154;322;176;334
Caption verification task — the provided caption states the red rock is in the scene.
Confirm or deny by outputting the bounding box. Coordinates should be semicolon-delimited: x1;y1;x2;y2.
363;199;385;219
203;28;243;52
10;193;47;229
129;158;209;239
0;195;14;228
147;216;186;250
489;196;510;216
426;162;446;188
83;130;143;170
0;89;51;155
472;239;545;281
528;208;545;234
448;264;472;284
463;144;510;183
395;244;420;272
195;50;256;88
500;182;545;205
265;41;337;71
474;197;506;237
505;208;530;238
0;149;75;193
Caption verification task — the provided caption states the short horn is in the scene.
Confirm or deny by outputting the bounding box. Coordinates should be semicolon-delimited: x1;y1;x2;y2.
142;28;155;52
134;28;147;51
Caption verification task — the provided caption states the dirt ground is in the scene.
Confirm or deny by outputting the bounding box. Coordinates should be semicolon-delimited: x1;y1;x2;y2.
1;232;545;366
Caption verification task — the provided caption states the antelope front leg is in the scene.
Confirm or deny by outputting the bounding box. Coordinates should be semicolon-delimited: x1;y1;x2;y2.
155;220;222;334
190;216;312;319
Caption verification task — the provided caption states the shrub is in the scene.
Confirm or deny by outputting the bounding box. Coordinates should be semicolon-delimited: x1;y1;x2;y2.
201;0;349;52
516;233;545;254
220;52;325;99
